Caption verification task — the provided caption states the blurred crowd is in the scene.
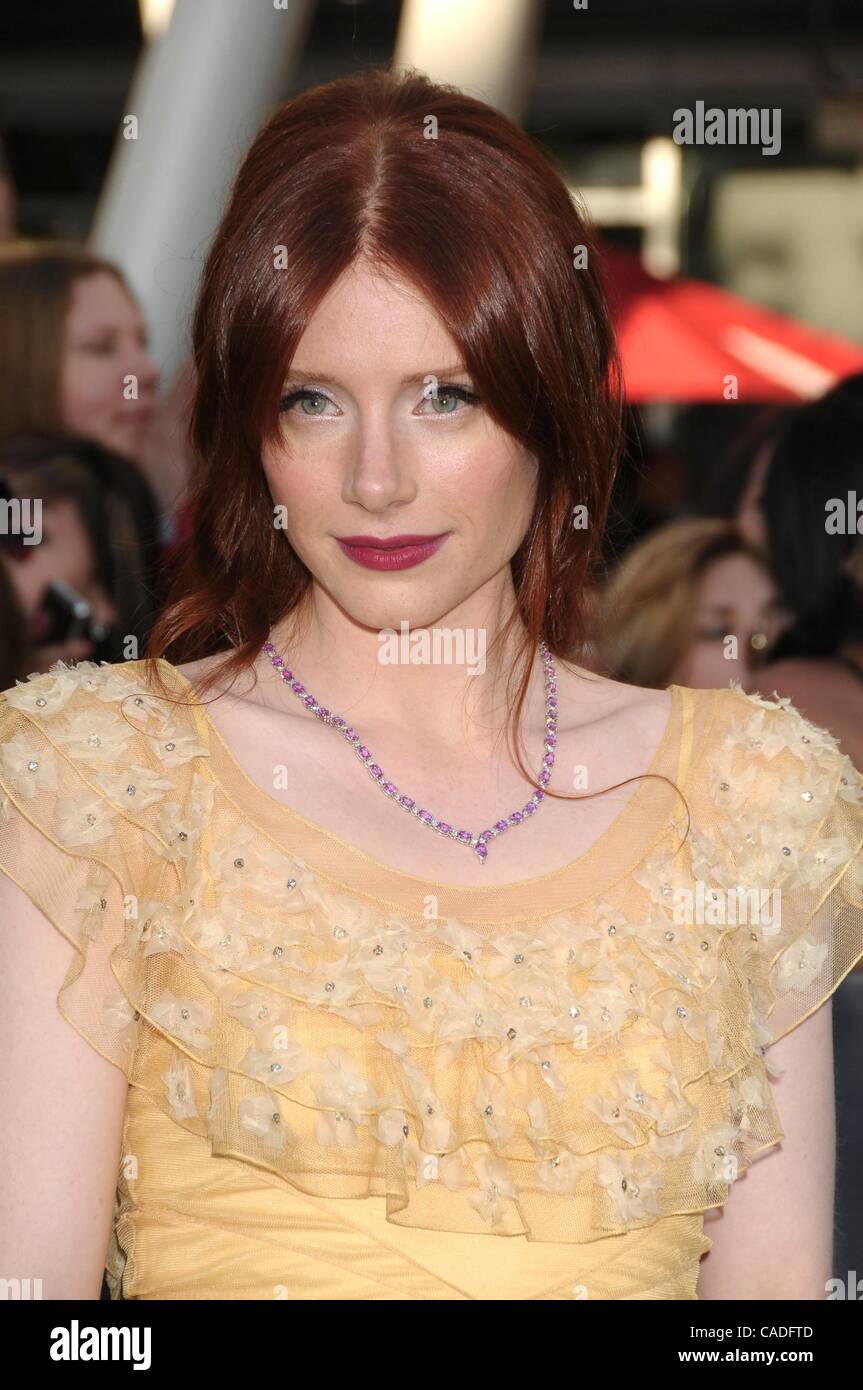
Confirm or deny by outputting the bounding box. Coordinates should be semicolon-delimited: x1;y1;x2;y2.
0;232;196;685
590;376;863;771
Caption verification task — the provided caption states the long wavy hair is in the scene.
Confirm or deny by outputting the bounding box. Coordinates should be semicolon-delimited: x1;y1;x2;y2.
759;370;863;663
145;67;670;811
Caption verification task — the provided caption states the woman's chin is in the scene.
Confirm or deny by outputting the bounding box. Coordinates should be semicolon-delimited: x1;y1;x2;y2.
100;421;148;460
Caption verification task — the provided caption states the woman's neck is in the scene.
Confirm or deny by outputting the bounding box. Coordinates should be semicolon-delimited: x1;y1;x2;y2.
261;582;547;750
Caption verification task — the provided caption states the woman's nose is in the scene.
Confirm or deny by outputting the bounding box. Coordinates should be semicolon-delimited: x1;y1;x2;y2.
345;435;416;508
123;335;159;392
133;348;160;393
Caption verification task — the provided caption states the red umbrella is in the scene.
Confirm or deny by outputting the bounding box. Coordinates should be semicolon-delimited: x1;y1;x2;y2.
598;244;863;403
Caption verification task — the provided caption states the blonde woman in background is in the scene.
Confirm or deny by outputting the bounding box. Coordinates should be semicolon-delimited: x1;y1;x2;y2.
595;517;789;691
0;240;200;528
0;240;159;462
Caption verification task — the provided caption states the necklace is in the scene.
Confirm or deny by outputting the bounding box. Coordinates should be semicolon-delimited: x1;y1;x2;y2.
261;638;558;864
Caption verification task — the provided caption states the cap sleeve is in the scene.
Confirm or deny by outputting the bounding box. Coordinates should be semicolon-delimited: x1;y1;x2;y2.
0;660;207;1074
700;685;863;1052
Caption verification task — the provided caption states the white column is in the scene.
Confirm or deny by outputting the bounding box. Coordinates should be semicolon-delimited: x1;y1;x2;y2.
393;0;540;121
90;0;316;382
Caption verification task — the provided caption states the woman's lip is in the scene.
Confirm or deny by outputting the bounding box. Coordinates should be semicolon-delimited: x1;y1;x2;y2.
336;533;450;571
337;534;447;547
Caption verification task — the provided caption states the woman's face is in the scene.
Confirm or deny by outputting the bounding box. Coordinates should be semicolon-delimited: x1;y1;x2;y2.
2;496;116;653
260;261;538;635
59;271;159;460
669;550;788;690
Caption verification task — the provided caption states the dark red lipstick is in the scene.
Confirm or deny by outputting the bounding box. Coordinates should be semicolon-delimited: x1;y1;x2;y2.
335;532;450;571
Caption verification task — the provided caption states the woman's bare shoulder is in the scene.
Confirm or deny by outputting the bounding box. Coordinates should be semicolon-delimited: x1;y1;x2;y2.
173;652;220;685
172;650;261;701
553;661;674;763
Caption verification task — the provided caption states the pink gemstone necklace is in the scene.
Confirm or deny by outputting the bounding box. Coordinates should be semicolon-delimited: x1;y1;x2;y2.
261;638;558;864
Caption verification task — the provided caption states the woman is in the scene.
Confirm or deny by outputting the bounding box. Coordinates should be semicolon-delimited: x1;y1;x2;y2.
595;517;788;691
0;69;860;1302
0;240;160;464
736;372;863;770
733;372;863;1282
0;431;164;669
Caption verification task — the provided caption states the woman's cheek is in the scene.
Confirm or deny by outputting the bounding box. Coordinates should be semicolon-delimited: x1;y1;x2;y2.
68;360;117;420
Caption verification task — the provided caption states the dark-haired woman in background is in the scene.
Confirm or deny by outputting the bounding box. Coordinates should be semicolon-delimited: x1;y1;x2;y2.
736;372;863;770
0;431;164;670
732;372;863;1286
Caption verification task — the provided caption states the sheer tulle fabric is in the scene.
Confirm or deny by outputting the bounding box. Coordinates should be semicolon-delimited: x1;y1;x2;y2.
0;659;860;1298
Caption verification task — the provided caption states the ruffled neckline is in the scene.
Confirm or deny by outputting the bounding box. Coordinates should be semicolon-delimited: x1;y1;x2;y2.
1;657;859;1252
153;659;711;922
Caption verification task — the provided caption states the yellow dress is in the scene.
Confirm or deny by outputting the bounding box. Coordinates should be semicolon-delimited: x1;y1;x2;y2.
0;657;861;1300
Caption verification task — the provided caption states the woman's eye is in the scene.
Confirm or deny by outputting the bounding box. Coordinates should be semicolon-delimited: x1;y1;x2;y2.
279;388;336;417
277;383;479;418
419;384;480;416
695;626;729;642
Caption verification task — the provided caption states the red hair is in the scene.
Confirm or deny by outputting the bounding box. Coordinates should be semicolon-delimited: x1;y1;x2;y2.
146;66;628;796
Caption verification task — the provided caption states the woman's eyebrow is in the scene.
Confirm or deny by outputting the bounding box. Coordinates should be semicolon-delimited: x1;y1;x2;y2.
283;364;470;387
